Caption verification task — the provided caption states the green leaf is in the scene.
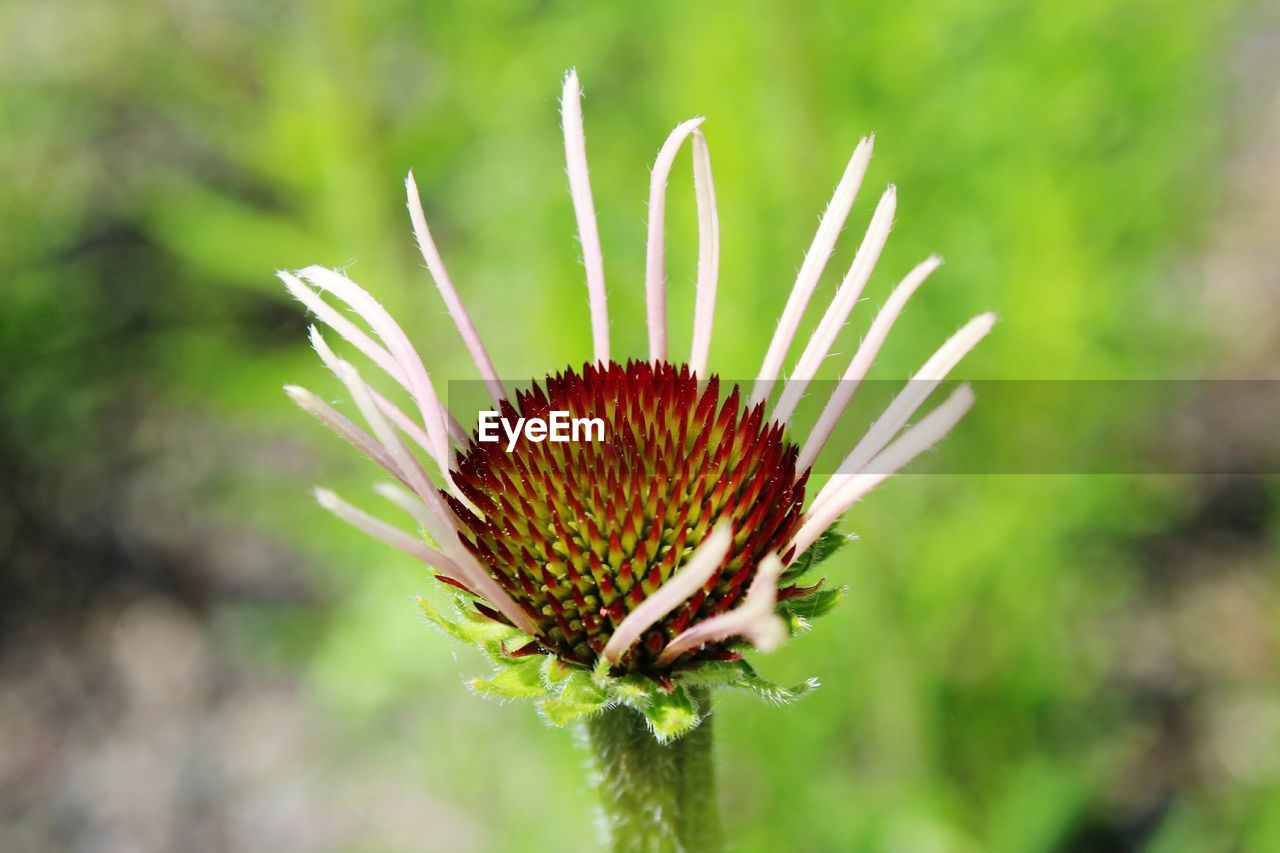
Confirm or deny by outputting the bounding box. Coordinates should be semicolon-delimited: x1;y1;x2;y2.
640;686;701;742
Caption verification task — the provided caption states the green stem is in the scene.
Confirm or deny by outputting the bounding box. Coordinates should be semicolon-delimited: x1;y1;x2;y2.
585;687;723;852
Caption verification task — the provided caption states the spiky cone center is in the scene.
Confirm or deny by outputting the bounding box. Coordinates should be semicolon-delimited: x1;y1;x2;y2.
448;360;808;672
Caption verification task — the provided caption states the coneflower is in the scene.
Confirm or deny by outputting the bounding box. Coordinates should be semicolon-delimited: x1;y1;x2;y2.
282;70;992;851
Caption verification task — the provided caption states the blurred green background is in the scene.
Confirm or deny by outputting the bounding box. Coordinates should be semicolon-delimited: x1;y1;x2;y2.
3;1;1278;850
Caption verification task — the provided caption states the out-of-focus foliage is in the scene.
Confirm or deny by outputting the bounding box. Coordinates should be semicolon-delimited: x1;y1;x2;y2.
2;1;1277;851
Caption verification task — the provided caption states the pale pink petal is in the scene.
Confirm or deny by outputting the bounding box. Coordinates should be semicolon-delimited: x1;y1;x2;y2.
284;385;404;483
644;116;706;363
601;523;732;664
315;487;463;572
405;171;505;403
772;186;897;425
298;265;453;468
561;69;609;364
751;136;874;405
308;326;437;461
655;553;787;666
689;129;720;377
309;328;476;512
288;271;467;452
797;256;942;471
279;271;406;386
810;312;995;514
332;359;538;635
330;359;454;545
372;482;434;531
792;383;976;559
444;410;468;445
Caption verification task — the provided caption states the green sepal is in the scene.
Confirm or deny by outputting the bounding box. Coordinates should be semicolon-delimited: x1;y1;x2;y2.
455;599;525;654
591;655;615;688
416;591;526;663
778;584;847;633
611;672;658;704
638;685;701;743
539;695;602;726
416;588;821;741
673;658;819;706
783;528;850;582
734;659;820;705
415;594;469;643
672;659;755;691
561;670;608;707
469;657;544;699
541;655;577;688
538;670;609;725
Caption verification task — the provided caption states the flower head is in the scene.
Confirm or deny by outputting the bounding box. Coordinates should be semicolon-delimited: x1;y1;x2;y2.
450;360;807;670
282;70;992;736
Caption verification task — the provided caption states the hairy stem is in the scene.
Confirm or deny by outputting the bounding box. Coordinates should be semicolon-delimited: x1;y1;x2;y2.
585;687;722;852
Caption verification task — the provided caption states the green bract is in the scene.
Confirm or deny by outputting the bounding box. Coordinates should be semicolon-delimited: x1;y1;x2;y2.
416;531;847;742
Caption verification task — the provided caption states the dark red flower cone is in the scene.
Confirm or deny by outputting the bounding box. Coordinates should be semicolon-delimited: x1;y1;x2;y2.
447;360;808;670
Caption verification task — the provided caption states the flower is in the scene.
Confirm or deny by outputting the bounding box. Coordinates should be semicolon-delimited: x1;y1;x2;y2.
281;70;992;735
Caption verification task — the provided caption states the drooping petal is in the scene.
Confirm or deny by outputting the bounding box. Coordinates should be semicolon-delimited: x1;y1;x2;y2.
373;481;435;531
329;359;454;544
298;265;453;467
284;385;404;482
602;523;732;664
280;270;407;386
308;326;437;461
329;359;539;635
315;486;461;572
286;272;469;449
656;553;787;666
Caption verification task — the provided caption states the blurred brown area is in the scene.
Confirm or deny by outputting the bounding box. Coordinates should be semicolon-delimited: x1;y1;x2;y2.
1060;18;1280;851
0;318;482;851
